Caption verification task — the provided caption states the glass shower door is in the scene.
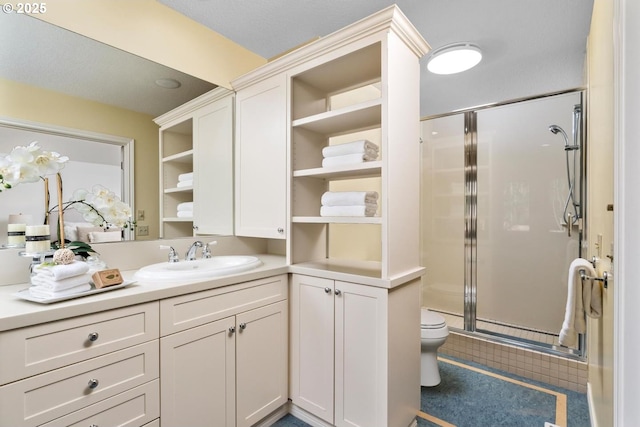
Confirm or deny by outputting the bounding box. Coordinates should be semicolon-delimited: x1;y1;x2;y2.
475;92;583;346
420;114;465;325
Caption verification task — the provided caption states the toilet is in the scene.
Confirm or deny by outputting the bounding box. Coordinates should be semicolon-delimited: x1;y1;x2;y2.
420;308;449;387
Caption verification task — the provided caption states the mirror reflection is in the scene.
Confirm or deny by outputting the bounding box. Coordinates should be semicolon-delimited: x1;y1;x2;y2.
0;12;218;246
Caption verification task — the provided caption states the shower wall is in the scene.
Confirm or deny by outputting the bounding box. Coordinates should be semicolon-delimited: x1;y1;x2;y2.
421;91;584;340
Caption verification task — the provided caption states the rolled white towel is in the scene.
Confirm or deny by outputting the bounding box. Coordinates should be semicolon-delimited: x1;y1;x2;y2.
322;152;378;168
33;260;90;281
322;140;379;158
31;273;93;292
320;204;377;217
177;210;193;218
177;180;193;188
29;283;92;299
178;172;193;182
177;202;194;212
321;191;379;206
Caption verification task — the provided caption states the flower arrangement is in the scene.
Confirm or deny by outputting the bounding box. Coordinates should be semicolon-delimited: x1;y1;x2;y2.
0;141;68;191
1;141;135;258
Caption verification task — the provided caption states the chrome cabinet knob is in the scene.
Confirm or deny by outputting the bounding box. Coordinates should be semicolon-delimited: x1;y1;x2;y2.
229;326;235;334
88;379;99;390
87;332;99;342
334;289;342;296
239;323;247;330
324;287;331;294
277;227;284;234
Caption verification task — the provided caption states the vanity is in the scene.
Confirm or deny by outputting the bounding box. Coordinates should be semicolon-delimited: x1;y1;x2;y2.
0;5;428;427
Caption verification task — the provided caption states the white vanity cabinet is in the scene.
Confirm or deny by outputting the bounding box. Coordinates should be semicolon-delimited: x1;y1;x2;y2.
160;275;289;427
233;73;288;239
155;87;235;238
0;302;160;427
290;274;421;427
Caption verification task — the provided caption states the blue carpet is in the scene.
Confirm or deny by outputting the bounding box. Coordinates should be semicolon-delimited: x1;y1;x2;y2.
273;356;591;427
420;355;591;427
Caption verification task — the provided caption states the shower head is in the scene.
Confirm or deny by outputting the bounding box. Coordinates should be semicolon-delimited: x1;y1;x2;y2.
548;124;569;146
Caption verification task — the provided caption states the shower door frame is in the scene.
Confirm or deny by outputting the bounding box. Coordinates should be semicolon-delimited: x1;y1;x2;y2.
447;89;587;360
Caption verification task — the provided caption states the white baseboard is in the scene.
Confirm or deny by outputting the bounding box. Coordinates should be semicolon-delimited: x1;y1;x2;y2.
587;382;598;427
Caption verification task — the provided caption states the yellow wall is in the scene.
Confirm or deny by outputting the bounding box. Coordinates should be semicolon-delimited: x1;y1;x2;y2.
33;0;266;88
586;0;615;424
0;77;161;239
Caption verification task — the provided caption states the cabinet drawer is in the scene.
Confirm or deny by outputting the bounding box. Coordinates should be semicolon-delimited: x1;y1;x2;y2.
0;341;159;427
160;274;287;335
0;302;159;385
39;380;159;427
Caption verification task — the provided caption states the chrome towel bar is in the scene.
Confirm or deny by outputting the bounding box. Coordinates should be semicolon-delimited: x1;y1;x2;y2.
580;269;609;289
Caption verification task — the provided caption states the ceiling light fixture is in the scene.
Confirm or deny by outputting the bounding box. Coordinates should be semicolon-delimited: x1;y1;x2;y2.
426;43;482;75
155;78;182;89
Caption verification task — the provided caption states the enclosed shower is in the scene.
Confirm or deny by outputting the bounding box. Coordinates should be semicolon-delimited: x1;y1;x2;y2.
420;90;586;359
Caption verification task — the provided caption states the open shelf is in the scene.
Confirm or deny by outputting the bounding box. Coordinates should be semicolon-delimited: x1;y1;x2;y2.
293;161;382;179
292;216;382;224
292;98;381;136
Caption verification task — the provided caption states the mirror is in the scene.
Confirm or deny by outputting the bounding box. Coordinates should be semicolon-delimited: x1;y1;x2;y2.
0;12;217;245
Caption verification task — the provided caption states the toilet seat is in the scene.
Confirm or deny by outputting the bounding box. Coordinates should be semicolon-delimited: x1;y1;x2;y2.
421;309;446;329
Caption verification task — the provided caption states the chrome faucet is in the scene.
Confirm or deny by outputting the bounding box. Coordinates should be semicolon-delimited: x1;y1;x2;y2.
160;245;179;263
202;241;217;259
185;241;203;261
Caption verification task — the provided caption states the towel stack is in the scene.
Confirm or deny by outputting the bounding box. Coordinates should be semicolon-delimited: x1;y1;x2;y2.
29;261;92;299
177;172;193;188
177;201;193;218
320;191;379;217
322;140;379;168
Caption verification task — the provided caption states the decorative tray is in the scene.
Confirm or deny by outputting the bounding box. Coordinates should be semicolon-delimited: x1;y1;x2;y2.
13;281;135;304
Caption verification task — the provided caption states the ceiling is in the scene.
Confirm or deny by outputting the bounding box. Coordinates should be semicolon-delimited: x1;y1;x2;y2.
159;0;594;117
0;1;594;118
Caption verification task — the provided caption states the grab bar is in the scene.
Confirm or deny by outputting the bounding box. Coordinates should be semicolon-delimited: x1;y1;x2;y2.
580;269;609;289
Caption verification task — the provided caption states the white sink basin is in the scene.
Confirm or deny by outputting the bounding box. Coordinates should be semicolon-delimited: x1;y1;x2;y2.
134;256;262;283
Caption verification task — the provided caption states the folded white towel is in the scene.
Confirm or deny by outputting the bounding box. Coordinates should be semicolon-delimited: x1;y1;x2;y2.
177;202;194;212
559;258;599;347
321;191;379;207
177;210;193;218
320;204;377;217
322;152;378;168
29;283;92;299
177;180;193;188
33;260;90;281
178;172;193;182
31;273;93;292
322;140;379;158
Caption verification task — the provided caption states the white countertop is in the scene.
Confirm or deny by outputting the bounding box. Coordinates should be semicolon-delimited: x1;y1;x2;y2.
0;254;425;332
0;254;288;332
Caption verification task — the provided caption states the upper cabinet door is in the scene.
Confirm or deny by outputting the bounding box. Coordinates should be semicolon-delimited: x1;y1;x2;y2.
235;73;287;239
193;95;235;235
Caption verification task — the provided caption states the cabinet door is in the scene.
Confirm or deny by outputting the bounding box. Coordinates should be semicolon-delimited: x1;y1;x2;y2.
334;281;388;427
235;73;287;239
160;317;236;427
193;94;234;235
290;274;335;423
236;300;288;427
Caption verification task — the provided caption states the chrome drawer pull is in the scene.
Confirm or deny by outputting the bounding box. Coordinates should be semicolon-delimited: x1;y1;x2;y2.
239;323;246;331
229;326;236;334
335;289;342;296
88;379;99;390
88;332;99;342
324;287;331;294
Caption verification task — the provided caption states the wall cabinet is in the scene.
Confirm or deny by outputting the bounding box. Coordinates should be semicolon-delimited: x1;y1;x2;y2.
160;275;288;427
155;88;235;238
234;73;288;239
290;274;421;427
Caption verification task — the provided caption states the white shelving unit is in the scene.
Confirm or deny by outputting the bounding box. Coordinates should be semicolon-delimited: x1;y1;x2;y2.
284;9;429;280
155;88;234;239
